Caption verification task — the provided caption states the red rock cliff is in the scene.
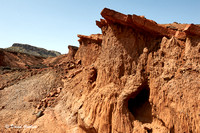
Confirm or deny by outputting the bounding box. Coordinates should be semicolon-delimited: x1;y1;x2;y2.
75;34;102;66
0;8;199;133
75;8;199;133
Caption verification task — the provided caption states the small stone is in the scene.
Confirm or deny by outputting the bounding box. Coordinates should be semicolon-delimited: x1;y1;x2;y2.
143;47;148;53
57;87;62;93
36;110;43;118
41;98;46;102
47;103;51;107
37;104;42;109
50;92;56;97
43;102;47;107
46;97;55;101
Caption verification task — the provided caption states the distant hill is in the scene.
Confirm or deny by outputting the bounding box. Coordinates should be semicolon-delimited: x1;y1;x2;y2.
5;43;61;58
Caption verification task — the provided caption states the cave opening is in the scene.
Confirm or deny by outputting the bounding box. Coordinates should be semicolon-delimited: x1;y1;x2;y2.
128;85;152;123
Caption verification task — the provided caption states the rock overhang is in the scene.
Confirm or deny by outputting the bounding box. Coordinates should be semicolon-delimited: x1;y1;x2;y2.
96;8;200;39
77;34;102;44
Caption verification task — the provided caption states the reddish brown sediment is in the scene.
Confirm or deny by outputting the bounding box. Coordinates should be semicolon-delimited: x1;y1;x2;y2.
0;8;199;133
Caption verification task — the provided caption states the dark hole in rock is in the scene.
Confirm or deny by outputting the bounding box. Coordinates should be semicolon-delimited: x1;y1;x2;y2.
128;85;152;123
144;127;153;133
89;67;97;83
161;62;164;67
161;51;165;57
170;125;175;133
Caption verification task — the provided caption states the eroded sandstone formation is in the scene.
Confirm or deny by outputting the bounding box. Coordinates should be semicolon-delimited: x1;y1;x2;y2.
75;34;102;66
0;8;199;133
65;8;199;133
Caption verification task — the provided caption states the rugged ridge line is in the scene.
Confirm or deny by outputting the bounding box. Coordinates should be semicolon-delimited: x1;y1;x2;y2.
6;43;61;57
97;8;200;40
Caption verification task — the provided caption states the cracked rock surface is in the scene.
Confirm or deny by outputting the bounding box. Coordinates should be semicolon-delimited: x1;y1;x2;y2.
0;8;200;133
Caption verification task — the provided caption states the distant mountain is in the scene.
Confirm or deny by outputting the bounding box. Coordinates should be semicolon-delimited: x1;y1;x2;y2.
5;43;61;58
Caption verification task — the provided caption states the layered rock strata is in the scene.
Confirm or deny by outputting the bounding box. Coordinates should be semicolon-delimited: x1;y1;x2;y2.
1;8;199;133
75;34;102;66
74;8;199;133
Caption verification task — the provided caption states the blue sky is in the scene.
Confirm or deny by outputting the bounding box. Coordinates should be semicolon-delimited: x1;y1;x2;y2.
0;0;199;54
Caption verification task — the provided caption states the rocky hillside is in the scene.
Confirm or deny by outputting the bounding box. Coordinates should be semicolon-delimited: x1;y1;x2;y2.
6;43;61;57
0;49;46;69
0;8;200;133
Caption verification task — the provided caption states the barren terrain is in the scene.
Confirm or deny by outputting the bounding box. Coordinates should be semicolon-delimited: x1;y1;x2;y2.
0;8;199;133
